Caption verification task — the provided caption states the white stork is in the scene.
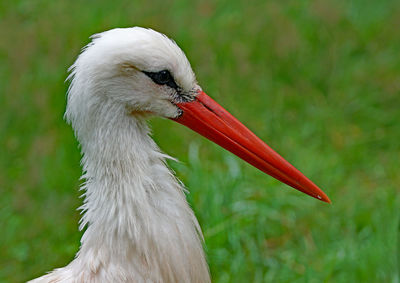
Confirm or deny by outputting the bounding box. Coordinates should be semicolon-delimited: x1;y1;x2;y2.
29;27;330;283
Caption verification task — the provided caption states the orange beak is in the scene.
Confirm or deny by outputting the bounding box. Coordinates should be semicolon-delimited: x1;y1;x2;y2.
172;91;330;203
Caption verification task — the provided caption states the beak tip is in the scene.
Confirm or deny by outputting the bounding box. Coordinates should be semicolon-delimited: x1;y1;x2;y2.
316;192;331;204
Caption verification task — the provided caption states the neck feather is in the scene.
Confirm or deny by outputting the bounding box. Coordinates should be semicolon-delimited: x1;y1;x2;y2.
67;105;210;282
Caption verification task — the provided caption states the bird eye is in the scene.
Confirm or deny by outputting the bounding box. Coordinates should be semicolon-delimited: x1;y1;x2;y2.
154;70;171;84
143;70;179;89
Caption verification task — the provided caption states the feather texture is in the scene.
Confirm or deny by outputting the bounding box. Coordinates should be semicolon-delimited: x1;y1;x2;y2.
30;27;210;283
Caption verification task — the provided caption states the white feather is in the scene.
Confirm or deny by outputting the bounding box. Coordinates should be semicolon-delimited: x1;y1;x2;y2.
29;27;210;283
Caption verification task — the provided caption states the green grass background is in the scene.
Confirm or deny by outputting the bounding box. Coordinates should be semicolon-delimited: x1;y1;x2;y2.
1;0;399;282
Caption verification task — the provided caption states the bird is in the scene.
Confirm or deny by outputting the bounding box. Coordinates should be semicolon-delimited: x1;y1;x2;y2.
29;27;330;283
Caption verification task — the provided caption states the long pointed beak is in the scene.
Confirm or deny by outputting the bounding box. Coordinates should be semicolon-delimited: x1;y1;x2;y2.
171;91;330;203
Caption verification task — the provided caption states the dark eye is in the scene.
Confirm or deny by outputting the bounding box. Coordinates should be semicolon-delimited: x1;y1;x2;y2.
154;70;171;84
143;70;179;89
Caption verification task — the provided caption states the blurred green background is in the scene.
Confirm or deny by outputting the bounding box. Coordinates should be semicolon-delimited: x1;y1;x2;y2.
1;0;399;282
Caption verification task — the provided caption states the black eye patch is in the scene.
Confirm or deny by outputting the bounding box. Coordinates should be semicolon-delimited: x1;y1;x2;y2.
143;70;179;90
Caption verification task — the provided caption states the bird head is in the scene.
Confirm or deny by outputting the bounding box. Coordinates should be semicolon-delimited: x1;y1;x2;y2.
66;27;330;203
66;27;198;121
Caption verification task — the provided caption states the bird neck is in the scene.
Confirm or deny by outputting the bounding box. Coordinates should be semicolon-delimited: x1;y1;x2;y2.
71;107;210;282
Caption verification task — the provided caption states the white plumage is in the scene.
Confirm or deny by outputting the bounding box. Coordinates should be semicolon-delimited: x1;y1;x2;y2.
30;27;209;283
